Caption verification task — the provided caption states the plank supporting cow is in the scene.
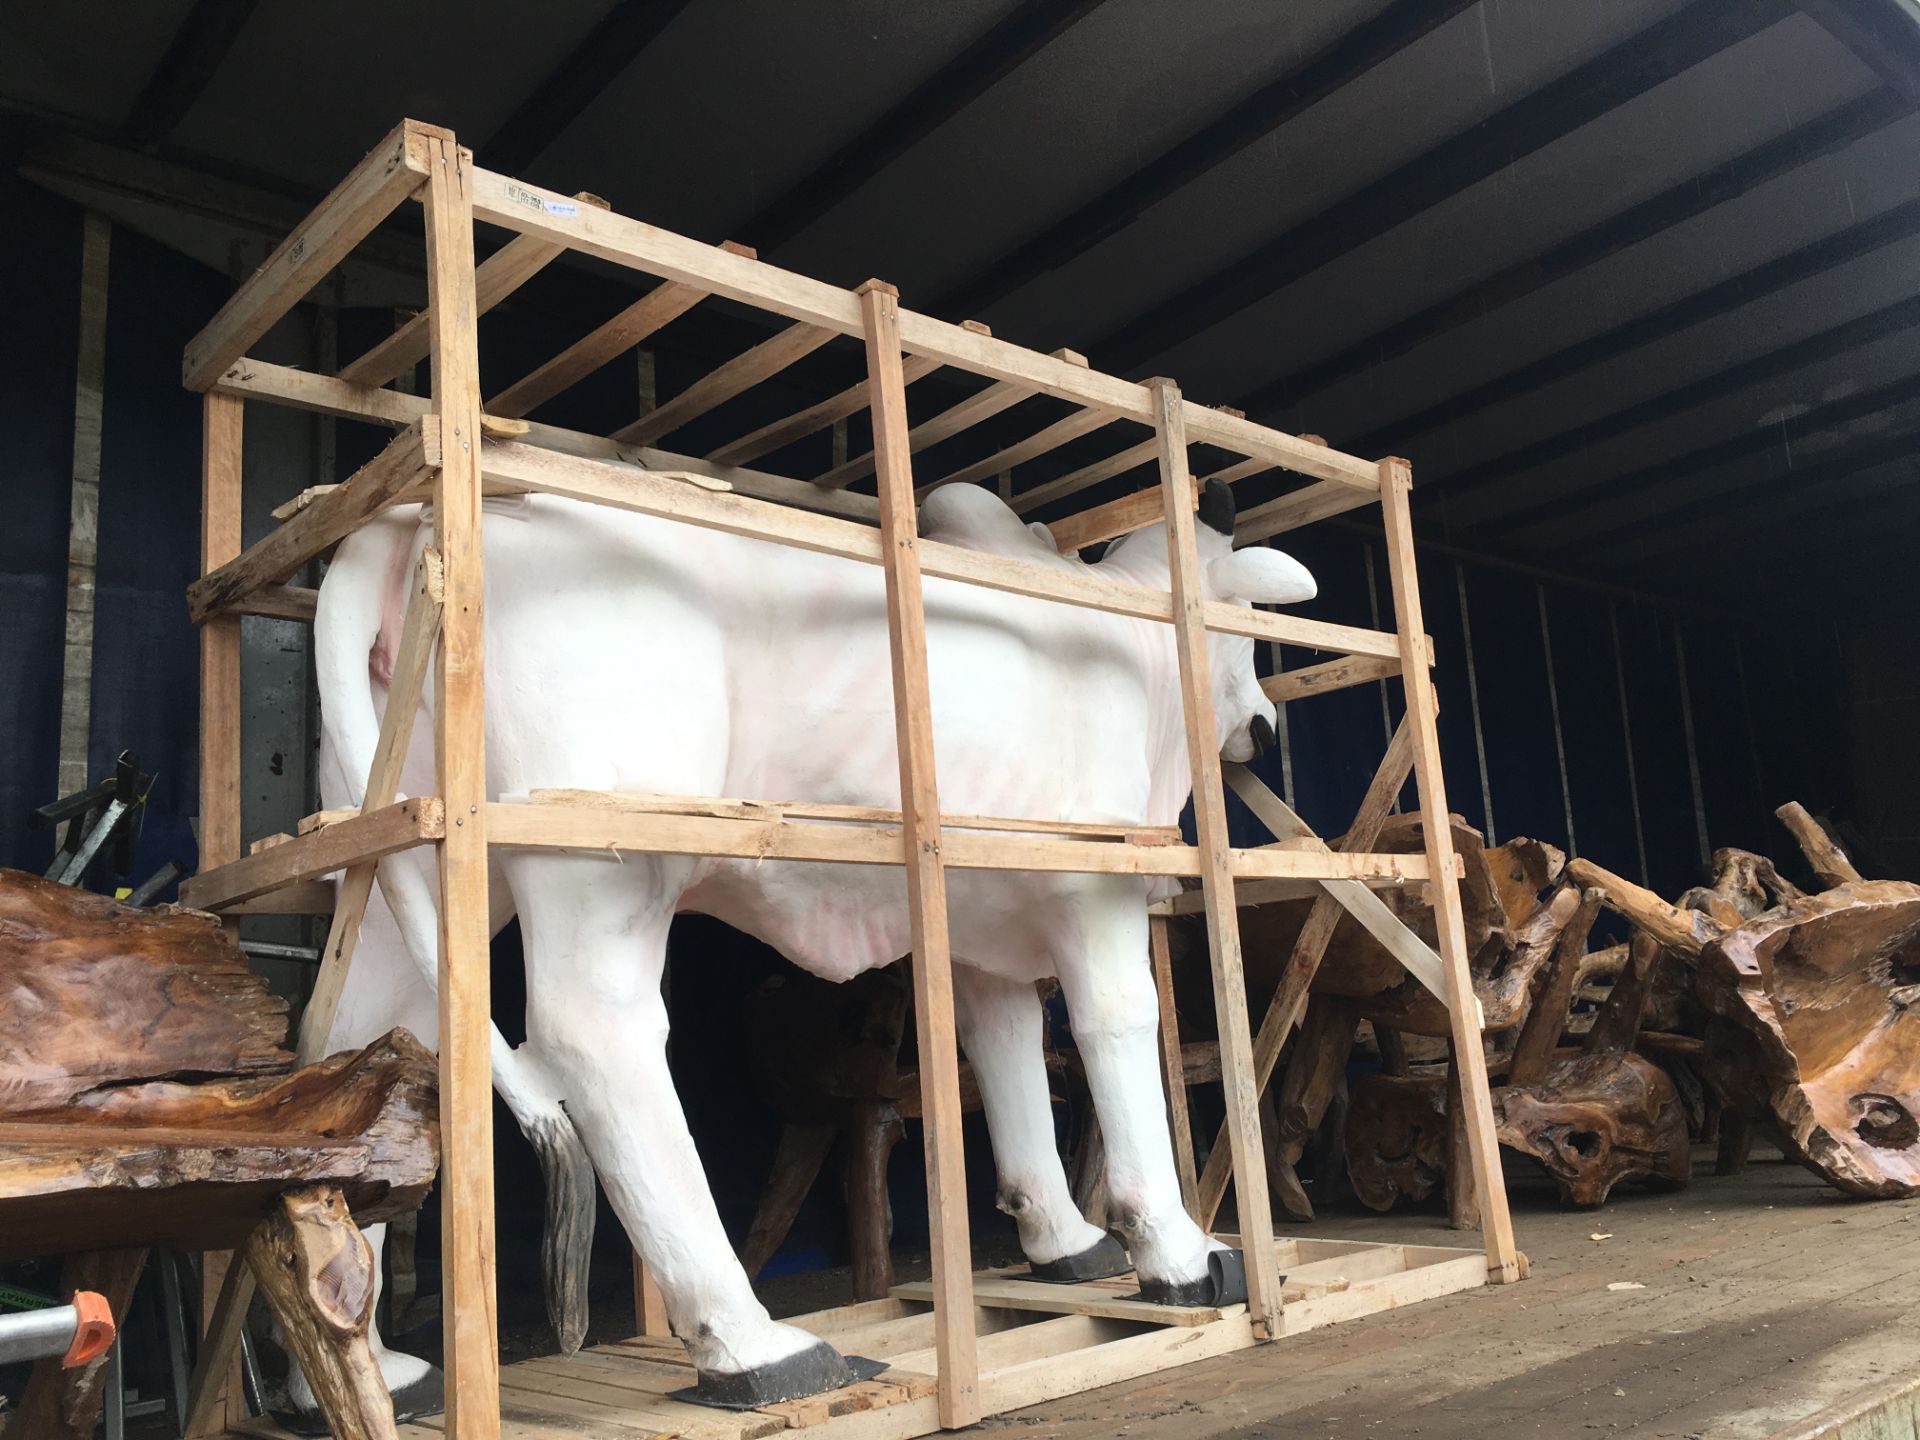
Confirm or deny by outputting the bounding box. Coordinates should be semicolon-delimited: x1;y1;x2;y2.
297;476;1313;1418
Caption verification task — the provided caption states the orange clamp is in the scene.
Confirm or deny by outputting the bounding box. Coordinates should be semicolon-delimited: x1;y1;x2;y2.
62;1291;115;1369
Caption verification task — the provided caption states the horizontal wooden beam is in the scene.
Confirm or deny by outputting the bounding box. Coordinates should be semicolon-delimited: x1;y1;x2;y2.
218;584;319;623
1016;439;1158;517
1236;477;1381;541
183;120;435;390
186;423;430;622
487;801;1432;881
816;345;1084;490
180;797;443;910
477;435;1410;657
211;356;880;522
927;407;1121;496
337;191;607;389
707;349;951;468
527;788;1181;844
464;164;1376;487
486;240;756;419
1261;652;1401;704
612;319;837;445
1045;476;1192;553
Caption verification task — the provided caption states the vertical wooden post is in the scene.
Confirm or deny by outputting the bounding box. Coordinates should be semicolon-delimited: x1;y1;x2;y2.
192;389;246;1435
1148;377;1283;1338
857;279;980;1429
421;133;502;1439
1149;913;1199;1214
633;1260;669;1337
1377;457;1523;1284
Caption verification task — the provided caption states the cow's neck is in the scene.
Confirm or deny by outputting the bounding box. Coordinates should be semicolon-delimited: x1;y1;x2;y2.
1090;538;1201;828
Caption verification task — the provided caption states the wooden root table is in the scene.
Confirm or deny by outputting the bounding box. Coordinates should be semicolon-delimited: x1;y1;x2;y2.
0;868;439;1440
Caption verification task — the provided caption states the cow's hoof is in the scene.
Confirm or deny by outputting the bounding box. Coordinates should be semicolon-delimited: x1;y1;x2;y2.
272;1365;444;1435
1027;1231;1131;1283
682;1341;881;1410
1138;1248;1251;1307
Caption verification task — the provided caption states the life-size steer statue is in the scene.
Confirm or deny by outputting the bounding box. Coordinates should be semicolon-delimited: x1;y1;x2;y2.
302;476;1314;1417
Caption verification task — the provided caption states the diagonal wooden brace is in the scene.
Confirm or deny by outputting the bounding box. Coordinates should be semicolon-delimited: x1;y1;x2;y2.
1189;720;1415;1230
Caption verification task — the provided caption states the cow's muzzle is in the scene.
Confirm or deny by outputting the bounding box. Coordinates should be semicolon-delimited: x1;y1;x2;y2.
1248;713;1276;757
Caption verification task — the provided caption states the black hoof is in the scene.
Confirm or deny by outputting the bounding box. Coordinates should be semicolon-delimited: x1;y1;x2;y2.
272;1365;444;1435
1137;1248;1253;1307
675;1342;885;1410
1027;1232;1131;1284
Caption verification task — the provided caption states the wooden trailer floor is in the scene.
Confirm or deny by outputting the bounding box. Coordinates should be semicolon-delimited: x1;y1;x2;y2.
983;1151;1920;1440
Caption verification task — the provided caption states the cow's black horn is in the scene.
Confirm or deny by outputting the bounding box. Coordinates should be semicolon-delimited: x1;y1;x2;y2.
1198;478;1235;535
1249;714;1275;755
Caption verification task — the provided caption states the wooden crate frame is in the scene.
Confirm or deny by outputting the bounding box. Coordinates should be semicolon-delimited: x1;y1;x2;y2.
174;120;1521;1440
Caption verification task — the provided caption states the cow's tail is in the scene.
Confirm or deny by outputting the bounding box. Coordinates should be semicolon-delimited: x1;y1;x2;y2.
315;514;596;1357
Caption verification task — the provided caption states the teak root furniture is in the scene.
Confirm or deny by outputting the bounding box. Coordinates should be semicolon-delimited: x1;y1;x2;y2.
173;119;1523;1440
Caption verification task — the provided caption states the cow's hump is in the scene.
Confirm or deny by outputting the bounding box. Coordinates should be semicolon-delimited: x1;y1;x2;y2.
922;484;1064;566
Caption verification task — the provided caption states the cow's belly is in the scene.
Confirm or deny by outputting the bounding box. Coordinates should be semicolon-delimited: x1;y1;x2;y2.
680;860;1146;984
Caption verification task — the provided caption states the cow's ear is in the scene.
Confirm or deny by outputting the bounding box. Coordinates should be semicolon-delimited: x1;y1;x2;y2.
1209;546;1316;605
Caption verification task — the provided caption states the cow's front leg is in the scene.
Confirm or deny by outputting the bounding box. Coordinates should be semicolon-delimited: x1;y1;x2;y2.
509;855;855;1405
951;964;1125;1278
1052;893;1231;1303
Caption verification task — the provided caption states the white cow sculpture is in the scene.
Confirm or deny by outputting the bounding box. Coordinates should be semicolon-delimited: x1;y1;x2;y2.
301;476;1313;1417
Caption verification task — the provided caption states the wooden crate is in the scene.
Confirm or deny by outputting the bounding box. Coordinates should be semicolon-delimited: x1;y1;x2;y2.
174;118;1522;1440
228;1236;1485;1440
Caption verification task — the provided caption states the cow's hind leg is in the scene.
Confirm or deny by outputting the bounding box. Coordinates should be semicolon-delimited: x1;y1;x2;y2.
1051;887;1234;1304
509;853;855;1405
952;964;1124;1279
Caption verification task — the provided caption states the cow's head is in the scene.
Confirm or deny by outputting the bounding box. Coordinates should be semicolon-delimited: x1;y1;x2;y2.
1193;480;1316;762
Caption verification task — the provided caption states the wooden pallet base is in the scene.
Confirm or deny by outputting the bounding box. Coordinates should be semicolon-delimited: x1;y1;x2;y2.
226;1235;1484;1440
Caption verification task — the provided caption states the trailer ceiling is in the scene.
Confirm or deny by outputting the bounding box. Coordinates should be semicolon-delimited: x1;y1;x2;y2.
4;0;1917;614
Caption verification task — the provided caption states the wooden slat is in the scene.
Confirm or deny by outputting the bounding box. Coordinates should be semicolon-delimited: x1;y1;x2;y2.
422;133;503;1440
887;1274;1227;1327
485;802;1430;882
708;319;996;471
1147;376;1282;1337
1045;474;1191;553
1378;456;1522;1285
923;405;1118;496
816;345;1083;490
1222;764;1445;999
184;120;434;390
612;319;835;446
475;435;1406;658
215;583;319;623
337;191;607;388
707;351;942;467
185;422;429;622
464;164;1378;487
1019;439;1159;518
859;280;979;1429
1150;913;1199;1214
216;356;881;523
1188;721;1416;1220
1262;652;1400;704
1236;477;1378;541
486;240;755;419
179;798;444;910
528;786;1180;843
298;549;444;1065
184;388;244;1440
